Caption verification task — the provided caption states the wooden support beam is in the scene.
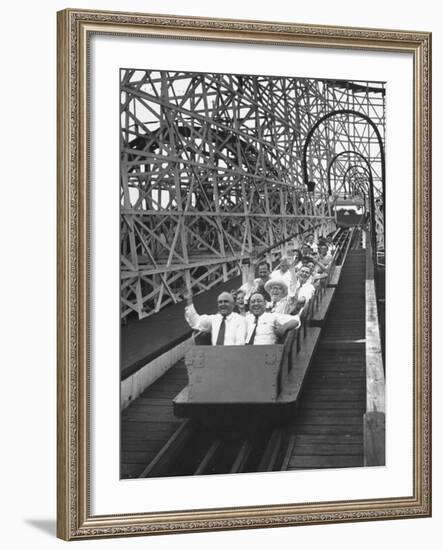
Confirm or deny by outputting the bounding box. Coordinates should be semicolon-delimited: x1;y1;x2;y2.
121;70;385;319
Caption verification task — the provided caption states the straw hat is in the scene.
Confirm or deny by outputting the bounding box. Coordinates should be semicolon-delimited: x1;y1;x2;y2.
264;278;289;297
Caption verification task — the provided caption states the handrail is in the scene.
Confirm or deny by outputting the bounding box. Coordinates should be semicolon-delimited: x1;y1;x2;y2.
276;227;354;395
315;226;354;295
363;230;385;466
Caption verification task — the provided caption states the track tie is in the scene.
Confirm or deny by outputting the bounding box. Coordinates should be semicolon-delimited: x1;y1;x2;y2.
193;439;222;475
280;434;297;471
230;440;254;473
138;420;193;477
258;429;283;472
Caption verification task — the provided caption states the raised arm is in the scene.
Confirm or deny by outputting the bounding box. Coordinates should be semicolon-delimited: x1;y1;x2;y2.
287;264;299;296
241;257;255;287
183;291;212;332
315;257;332;273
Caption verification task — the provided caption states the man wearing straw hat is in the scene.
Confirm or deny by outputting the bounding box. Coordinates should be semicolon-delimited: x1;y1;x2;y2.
264;277;295;314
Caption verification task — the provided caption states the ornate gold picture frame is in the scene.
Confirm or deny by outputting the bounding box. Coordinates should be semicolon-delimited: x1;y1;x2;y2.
57;8;431;540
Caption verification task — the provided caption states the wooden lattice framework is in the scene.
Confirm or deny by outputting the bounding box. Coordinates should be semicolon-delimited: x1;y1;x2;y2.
120;71;385;320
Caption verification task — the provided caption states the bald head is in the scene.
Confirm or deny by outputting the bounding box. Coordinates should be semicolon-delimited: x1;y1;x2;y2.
217;292;235;316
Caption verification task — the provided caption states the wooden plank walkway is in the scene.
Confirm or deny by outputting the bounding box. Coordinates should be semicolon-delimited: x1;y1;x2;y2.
288;249;366;470
121;360;188;478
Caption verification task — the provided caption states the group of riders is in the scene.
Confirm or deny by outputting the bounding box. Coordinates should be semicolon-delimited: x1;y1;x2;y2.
184;234;335;346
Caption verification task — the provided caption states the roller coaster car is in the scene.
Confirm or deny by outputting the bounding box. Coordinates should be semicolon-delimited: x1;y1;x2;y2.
172;325;322;423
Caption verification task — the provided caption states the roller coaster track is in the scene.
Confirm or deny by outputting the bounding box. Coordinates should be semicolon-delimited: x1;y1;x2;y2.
129;228;364;478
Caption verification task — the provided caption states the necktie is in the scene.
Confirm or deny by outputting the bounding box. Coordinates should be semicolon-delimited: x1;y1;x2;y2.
246;316;259;345
215;316;226;345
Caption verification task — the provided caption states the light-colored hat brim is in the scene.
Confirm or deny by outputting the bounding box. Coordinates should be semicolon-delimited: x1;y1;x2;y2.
264;278;289;296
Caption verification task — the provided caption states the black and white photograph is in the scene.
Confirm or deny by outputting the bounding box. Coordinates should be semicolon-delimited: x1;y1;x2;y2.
119;69;386;479
2;0;438;545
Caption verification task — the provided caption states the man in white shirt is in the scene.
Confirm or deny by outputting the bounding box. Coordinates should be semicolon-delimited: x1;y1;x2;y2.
291;266;316;314
245;292;301;345
316;242;333;273
270;256;296;291
293;244;316;271
264;278;293;314
184;291;246;345
309;242;333;287
305;233;318;253
241;260;272;302
254;262;272;301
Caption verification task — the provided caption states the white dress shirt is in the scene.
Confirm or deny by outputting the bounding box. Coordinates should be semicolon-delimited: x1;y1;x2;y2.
316;253;333;272
292;280;316;302
266;297;294;314
245;312;300;345
184;305;246;345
